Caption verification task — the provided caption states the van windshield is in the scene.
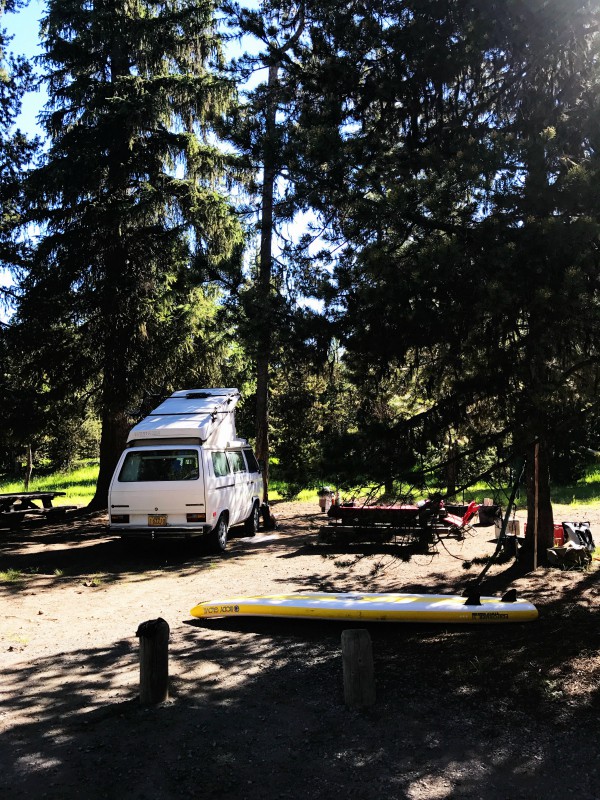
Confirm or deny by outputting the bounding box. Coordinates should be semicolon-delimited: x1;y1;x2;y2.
119;449;200;482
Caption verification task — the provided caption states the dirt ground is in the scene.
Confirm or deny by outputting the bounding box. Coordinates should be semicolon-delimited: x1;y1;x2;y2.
1;501;599;800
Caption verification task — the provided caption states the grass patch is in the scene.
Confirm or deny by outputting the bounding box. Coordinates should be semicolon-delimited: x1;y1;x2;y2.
0;568;23;583
0;567;46;583
82;573;106;587
1;460;599;510
0;462;98;507
551;467;600;505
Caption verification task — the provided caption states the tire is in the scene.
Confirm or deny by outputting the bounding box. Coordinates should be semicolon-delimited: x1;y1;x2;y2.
210;515;228;552
244;503;260;537
120;536;136;553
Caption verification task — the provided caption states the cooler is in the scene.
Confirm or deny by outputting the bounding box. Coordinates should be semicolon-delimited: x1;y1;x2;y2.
523;522;564;546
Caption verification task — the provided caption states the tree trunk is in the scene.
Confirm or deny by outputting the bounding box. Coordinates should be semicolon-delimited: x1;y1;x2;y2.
88;23;134;511
88;241;133;511
255;351;271;503
24;444;33;491
252;13;304;504
517;124;555;568
520;438;554;569
446;432;458;497
255;61;279;505
88;405;131;510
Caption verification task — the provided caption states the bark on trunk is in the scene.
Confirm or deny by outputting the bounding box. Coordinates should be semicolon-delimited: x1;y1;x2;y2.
254;61;279;505
88;22;134;512
255;352;270;503
24;444;33;491
253;14;304;504
520;438;554;569
88;241;133;511
88;406;131;510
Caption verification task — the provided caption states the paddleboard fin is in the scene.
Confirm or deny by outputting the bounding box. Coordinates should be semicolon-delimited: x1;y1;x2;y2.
464;594;482;606
501;589;517;603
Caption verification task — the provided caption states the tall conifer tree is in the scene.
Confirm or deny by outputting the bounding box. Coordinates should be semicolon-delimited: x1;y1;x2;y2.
224;1;309;504
0;0;36;299
16;0;242;507
290;0;600;563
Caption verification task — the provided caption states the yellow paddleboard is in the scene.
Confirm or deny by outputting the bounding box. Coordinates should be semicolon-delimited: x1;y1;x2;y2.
190;592;538;624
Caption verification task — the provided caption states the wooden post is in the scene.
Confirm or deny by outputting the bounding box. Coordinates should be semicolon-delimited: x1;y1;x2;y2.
341;629;375;708
136;618;169;705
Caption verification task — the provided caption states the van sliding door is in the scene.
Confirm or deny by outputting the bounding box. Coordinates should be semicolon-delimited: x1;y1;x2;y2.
227;450;252;527
210;451;235;526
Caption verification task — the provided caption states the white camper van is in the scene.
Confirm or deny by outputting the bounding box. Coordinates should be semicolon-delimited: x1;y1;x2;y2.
108;388;261;551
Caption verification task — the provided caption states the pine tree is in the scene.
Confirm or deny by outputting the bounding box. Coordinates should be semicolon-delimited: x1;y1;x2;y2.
290;0;600;564
0;0;37;303
0;0;40;480
16;0;243;507
223;0;310;503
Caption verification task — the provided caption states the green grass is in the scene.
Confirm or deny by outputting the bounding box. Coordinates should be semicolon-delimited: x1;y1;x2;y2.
551;467;600;505
0;462;98;508
1;461;599;510
0;566;70;583
0;568;23;583
268;485;320;503
411;465;600;508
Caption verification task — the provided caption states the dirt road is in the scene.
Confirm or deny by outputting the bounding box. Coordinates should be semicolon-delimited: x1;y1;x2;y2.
1;502;598;799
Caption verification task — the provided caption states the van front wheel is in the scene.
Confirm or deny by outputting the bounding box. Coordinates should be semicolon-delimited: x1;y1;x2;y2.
211;516;228;552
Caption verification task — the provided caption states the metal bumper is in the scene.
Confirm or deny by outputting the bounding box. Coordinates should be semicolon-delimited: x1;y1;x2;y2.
111;525;211;540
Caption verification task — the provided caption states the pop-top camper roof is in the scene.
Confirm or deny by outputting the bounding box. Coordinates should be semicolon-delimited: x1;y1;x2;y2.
126;388;240;446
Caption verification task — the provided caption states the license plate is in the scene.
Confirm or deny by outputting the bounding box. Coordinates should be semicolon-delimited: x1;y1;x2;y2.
148;514;167;526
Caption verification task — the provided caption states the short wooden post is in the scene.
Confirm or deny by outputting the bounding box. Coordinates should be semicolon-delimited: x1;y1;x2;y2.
341;628;375;708
136;618;170;705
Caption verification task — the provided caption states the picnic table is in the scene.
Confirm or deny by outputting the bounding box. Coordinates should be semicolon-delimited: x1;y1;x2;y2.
321;499;481;545
322;501;442;545
0;492;77;528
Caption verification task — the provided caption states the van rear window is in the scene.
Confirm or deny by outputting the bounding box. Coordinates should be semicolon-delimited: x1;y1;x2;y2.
119;450;199;482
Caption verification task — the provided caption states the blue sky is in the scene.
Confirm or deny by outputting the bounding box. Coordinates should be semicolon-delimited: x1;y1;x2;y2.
1;0;324;313
3;0;262;137
1;3;45;314
3;0;46;136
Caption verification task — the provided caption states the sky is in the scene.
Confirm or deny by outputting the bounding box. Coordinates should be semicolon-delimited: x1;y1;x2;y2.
1;2;45;315
3;0;260;137
1;0;324;314
3;0;46;136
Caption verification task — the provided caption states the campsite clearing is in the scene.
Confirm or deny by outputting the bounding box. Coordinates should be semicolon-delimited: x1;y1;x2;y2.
1;501;598;799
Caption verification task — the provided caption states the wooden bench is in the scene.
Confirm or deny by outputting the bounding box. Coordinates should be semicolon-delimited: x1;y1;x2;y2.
44;505;77;518
0;492;77;529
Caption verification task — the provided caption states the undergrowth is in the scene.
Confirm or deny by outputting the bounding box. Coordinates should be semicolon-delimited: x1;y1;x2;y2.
1;463;599;510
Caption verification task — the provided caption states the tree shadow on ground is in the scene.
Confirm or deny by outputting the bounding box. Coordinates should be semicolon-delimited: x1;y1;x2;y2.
0;524;299;593
2;506;599;799
2;588;599;800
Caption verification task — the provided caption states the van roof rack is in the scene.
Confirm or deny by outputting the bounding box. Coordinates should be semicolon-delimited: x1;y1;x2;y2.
127;388;240;445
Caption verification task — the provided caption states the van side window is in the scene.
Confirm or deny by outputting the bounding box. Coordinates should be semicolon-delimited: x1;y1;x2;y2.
212;451;230;477
243;449;260;473
227;451;246;473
